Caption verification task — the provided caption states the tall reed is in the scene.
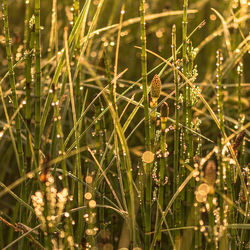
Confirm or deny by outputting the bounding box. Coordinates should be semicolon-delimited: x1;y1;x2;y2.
172;24;182;241
2;0;25;176
24;0;33;171
139;0;151;248
34;0;41;165
155;102;169;249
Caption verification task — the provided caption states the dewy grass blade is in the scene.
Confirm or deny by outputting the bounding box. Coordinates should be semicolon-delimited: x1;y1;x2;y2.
64;26;82;239
34;0;41;165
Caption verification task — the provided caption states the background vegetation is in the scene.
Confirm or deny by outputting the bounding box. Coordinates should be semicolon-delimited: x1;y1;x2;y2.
0;0;249;249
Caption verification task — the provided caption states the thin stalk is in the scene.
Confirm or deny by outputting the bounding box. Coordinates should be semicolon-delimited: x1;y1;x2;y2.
172;24;179;196
172;25;181;239
176;130;184;246
113;4;125;109
240;162;249;249
237;63;243;127
180;0;188;242
216;50;225;135
34;0;41;166
73;0;81;120
237;63;244;169
24;4;34;171
140;0;150;150
22;3;33;248
216;50;232;203
187;41;194;165
104;47;115;108
172;25;184;244
96;98;107;234
47;0;58;62
155;102;169;249
140;1;151;247
216;50;229;248
139;162;145;237
217;134;224;222
72;0;83;243
150;74;161;249
186;41;194;236
64;27;83;241
113;5;129;214
182;0;188;144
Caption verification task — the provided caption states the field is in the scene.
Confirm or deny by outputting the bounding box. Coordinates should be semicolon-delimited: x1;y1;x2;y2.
0;0;249;249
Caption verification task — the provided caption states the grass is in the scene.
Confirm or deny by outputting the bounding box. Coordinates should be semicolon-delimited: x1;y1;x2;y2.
0;0;249;249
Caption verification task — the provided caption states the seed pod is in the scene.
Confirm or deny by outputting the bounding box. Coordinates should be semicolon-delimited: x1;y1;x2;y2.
160;102;169;123
232;130;245;153
205;160;216;186
150;74;161;102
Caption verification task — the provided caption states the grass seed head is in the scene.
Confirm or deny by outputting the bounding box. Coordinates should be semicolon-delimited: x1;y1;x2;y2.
150;74;161;103
232;130;245;153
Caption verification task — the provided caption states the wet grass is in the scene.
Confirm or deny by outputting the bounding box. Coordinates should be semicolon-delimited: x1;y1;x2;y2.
0;0;249;249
